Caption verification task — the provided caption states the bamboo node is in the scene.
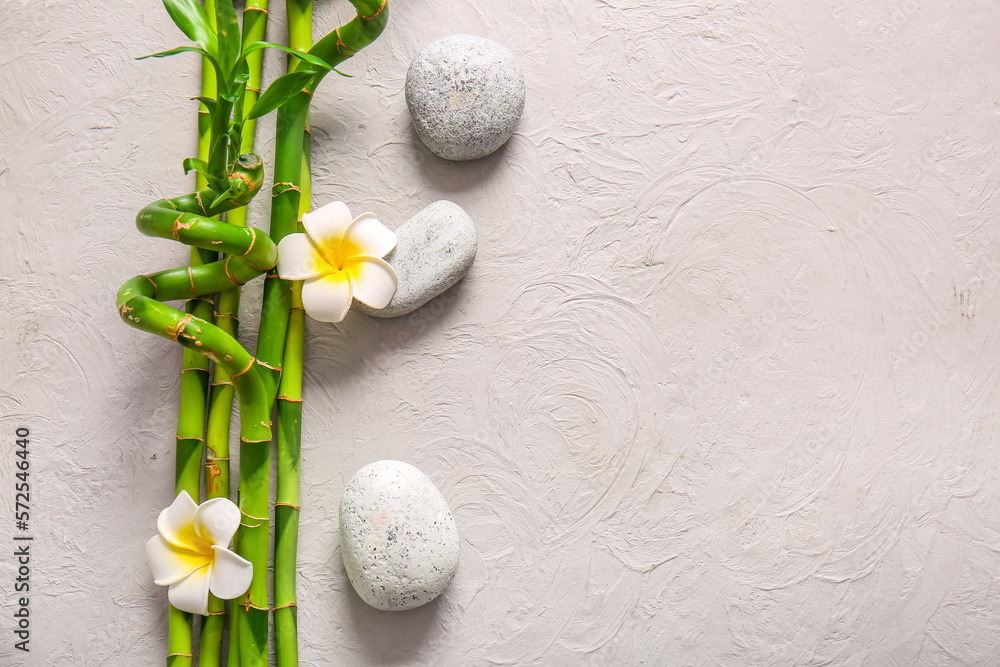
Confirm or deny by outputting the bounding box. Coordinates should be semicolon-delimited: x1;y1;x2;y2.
207;610;226;616
231;356;255;378
245;86;261;94
335;28;359;57
277;396;303;403
188;267;197;296
271;182;301;197
275;502;301;510
223;256;245;286
241;226;257;257
240;599;268;613
360;0;387;20
167;652;194;658
274;601;298;610
257;360;281;372
240;509;269;521
245;5;268;13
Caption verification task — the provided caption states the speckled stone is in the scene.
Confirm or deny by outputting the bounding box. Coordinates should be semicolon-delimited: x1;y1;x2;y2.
355;200;477;318
405;34;525;161
339;460;460;611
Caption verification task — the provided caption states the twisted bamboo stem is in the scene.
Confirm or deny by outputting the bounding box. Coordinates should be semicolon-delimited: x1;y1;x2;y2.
201;3;270;664
117;155;275;666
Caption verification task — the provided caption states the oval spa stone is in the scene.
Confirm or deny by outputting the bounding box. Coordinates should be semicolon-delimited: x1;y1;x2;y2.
339;460;460;611
405;34;525;161
355;200;477;318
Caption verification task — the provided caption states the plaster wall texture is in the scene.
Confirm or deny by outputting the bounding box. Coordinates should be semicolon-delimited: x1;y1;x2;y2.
2;0;1000;664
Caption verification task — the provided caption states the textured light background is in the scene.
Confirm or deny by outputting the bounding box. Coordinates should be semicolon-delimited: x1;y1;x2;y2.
2;0;1000;664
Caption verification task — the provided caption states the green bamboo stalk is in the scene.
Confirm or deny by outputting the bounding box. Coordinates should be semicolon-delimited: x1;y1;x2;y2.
254;0;389;393
227;598;241;667
117;158;275;666
274;7;312;659
170;0;223;657
167;603;194;667
268;4;387;663
201;3;270;665
274;152;307;665
191;4;227;664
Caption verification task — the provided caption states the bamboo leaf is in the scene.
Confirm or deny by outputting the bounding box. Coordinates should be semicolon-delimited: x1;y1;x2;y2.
191;96;218;114
137;45;208;60
182;158;228;191
210;190;234;209
161;0;217;53
248;71;314;120
232;62;250;128
182;157;211;174
227;128;243;155
215;0;241;77
244;41;336;73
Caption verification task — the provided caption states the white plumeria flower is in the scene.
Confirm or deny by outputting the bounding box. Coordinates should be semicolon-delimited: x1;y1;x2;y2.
146;491;252;616
276;201;398;323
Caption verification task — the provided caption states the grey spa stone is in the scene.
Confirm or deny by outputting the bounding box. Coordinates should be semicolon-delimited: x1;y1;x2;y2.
339;460;460;611
356;200;477;318
405;34;525;161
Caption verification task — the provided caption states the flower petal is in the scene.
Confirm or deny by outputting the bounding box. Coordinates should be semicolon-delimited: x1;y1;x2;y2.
193;497;242;548
208;546;253;600
302;201;354;254
342;212;397;260
146;535;209;586
168;565;212;616
157;490;200;550
276;233;332;280
345;257;398;309
301;272;353;323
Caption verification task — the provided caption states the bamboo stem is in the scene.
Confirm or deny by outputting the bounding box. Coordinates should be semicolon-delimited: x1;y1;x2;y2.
171;0;224;655
117;160;274;667
201;2;270;663
254;0;390;397
267;4;388;663
274;8;312;662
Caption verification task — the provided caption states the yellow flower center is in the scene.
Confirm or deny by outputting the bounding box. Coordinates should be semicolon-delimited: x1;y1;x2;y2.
175;523;214;557
323;236;363;271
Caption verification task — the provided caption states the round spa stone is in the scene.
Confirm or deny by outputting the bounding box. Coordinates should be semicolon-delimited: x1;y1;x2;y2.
339;460;460;610
354;200;477;319
405;34;525;161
